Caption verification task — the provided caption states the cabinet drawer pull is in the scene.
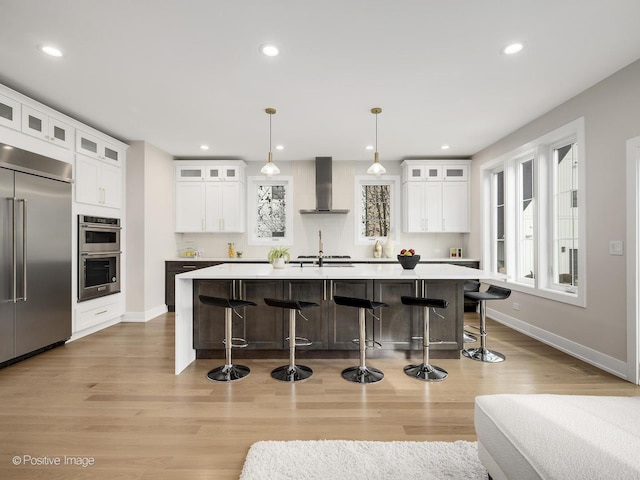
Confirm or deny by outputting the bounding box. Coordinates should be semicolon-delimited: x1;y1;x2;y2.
182;265;197;269
95;310;108;316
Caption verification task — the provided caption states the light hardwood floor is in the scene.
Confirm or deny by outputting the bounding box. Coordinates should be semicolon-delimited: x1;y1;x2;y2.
0;312;638;479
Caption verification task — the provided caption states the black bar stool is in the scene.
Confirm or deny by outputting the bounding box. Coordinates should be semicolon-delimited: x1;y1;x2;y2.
333;295;388;384
463;280;481;343
401;296;449;381
461;284;511;363
198;295;257;382
264;297;319;382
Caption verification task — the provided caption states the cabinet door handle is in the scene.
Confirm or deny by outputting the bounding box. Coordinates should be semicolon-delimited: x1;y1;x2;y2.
323;280;327;301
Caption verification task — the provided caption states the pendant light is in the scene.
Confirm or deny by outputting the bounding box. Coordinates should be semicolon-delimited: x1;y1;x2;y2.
367;107;386;175
260;107;280;175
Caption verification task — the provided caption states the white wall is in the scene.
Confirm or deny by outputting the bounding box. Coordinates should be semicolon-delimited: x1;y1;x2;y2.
125;141;175;321
177;159;469;260
470;58;640;376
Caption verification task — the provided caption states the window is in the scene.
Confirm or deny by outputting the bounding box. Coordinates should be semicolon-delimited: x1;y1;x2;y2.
481;118;585;306
493;170;506;274
354;176;400;244
247;176;293;245
518;157;535;284
553;141;579;288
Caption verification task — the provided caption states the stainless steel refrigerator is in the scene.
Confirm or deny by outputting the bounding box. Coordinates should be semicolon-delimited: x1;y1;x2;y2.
0;144;72;364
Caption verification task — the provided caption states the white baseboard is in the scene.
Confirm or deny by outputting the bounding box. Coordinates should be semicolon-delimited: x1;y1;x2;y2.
68;317;121;342
487;307;629;381
123;304;168;323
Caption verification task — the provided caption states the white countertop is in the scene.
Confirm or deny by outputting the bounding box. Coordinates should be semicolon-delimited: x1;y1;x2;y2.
175;262;492;281
168;256;480;263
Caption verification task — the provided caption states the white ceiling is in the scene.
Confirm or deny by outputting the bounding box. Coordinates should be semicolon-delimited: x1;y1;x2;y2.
1;0;640;162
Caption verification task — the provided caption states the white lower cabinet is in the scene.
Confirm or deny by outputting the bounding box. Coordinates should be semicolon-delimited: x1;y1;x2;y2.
75;295;123;332
75;155;122;209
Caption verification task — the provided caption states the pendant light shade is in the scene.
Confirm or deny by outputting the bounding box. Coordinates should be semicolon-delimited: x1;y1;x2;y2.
367;107;386;175
261;108;280;175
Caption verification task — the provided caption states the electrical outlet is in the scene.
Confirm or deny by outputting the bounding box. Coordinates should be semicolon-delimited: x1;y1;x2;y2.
512;302;520;311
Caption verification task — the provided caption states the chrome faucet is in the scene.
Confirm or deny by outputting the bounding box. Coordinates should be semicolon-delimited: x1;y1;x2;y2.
318;229;324;267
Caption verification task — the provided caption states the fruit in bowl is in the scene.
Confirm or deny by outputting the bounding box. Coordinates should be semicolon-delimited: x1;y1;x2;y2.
398;249;420;269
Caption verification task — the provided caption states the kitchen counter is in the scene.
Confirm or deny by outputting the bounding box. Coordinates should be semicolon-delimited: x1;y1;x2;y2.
168;256;480;263
174;263;498;374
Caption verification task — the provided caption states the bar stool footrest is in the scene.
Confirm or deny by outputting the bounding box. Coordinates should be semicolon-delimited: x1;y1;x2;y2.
285;336;313;347
351;338;382;349
223;337;249;348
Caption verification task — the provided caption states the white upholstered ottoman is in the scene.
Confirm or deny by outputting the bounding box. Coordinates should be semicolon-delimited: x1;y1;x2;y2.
474;394;640;480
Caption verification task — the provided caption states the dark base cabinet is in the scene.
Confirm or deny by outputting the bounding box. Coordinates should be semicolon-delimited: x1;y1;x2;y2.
284;280;329;350
193;278;464;358
166;261;221;311
193;280;283;350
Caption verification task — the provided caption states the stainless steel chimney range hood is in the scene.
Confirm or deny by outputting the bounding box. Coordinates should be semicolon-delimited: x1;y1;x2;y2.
299;156;349;214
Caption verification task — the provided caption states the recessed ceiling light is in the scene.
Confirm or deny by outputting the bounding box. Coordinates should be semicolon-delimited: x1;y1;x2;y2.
200;145;209;150
365;145;374;150
260;44;279;57
441;145;451;150
39;45;63;57
502;42;524;55
275;145;284;150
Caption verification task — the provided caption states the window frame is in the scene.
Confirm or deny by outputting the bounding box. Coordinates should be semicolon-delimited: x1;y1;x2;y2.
247;175;294;246
515;154;536;286
481;117;586;307
353;175;401;245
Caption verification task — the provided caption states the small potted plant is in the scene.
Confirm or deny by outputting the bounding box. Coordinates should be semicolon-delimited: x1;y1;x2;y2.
267;247;290;269
398;248;421;269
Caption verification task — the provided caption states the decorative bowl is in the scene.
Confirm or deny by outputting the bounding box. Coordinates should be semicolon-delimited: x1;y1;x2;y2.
397;254;420;270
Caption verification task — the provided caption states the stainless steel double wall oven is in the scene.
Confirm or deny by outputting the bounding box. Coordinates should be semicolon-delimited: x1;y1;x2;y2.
78;215;121;301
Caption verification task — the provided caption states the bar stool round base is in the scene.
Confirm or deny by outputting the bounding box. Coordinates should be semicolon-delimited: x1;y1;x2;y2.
462;347;506;363
271;364;313;382
207;364;251;382
404;363;448;381
341;366;384;384
463;332;477;343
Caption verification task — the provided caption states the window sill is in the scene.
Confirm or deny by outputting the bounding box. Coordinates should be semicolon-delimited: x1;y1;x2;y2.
484;278;586;308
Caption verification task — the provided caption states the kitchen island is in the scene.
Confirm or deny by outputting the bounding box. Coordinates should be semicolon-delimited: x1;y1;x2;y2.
174;262;497;374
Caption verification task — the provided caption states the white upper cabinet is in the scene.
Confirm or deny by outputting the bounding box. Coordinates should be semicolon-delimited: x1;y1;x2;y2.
75;155;122;209
0;93;20;130
21;105;74;149
206;164;242;181
176;165;205;181
76;129;124;165
401;160;471;233
174;160;246;233
404;164;442;182
443;164;469;181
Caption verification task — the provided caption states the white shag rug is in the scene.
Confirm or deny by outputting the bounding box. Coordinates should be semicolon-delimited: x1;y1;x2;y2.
239;440;488;480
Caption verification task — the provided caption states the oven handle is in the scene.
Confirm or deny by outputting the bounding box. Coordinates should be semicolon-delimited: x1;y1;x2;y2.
80;251;122;256
79;223;122;230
